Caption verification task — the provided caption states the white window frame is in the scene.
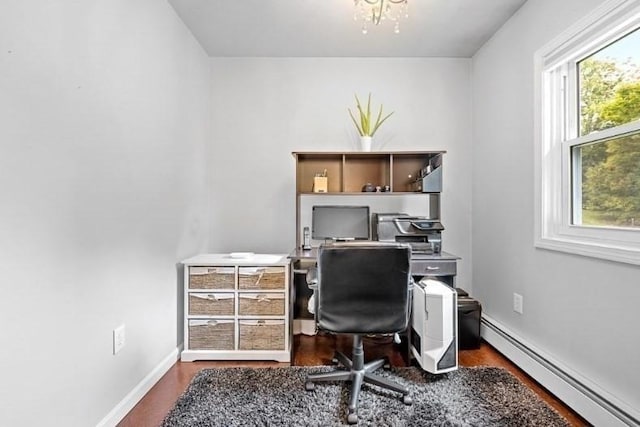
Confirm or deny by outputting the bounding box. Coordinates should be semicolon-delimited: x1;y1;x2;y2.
534;0;640;266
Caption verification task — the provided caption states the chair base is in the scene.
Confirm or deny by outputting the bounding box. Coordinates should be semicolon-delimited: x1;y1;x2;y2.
305;335;412;425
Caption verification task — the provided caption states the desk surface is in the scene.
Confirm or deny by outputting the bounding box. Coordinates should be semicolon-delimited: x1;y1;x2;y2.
289;247;459;262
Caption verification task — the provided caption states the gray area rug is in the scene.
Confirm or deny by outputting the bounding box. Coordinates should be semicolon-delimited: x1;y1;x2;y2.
161;366;570;426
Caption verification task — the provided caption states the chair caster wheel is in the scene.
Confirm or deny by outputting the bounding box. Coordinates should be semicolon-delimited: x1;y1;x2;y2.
403;394;413;405
347;413;358;424
305;381;315;391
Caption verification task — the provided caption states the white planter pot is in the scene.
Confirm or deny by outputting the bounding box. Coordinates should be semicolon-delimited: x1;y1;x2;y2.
360;136;372;152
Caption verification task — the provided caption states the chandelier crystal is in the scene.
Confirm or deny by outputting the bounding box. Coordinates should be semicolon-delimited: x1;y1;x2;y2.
354;0;409;34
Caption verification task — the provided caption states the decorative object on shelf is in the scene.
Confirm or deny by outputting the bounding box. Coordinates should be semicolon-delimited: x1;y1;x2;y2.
230;252;255;259
362;182;375;192
313;169;328;193
348;93;394;152
360;136;372;151
354;0;409;34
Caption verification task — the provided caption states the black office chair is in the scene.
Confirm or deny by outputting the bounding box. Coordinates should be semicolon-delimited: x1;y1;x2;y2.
304;242;413;424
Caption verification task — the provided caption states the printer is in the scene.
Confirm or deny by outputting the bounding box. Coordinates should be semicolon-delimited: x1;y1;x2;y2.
372;213;444;254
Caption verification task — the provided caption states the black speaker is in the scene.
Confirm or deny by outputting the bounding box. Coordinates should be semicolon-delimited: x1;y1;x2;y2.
456;289;482;350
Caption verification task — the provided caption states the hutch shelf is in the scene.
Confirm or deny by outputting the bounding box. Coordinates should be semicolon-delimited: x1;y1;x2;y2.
292;151;444;194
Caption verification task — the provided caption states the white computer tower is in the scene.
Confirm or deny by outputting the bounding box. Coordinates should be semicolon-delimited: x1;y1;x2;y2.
410;278;458;374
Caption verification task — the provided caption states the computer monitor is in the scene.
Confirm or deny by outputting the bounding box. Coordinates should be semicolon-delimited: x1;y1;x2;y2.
311;205;370;241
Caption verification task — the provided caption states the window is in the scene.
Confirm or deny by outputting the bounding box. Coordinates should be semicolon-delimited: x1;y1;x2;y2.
574;29;640;229
535;0;640;265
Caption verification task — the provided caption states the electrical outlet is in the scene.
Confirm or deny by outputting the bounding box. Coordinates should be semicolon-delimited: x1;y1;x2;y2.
113;324;126;354
513;293;523;314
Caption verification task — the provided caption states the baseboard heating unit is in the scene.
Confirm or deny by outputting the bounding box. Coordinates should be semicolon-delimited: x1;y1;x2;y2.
481;315;639;427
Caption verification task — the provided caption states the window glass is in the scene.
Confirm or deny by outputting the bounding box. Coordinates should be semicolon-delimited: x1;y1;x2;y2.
578;28;640;136
572;130;640;228
573;28;640;229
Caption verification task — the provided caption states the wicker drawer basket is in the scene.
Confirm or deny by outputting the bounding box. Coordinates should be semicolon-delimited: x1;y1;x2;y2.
238;320;285;350
238;267;285;290
189;293;235;316
188;319;235;350
189;266;235;290
238;293;285;316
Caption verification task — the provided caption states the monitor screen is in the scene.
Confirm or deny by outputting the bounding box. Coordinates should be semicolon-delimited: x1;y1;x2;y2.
312;205;370;241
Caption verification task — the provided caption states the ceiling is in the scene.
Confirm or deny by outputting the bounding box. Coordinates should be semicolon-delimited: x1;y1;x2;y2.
168;0;527;58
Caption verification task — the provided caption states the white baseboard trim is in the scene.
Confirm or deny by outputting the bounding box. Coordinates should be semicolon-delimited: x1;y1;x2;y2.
481;315;639;426
96;346;182;427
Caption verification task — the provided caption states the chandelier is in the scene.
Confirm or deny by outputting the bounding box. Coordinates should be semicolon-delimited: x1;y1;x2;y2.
354;0;409;34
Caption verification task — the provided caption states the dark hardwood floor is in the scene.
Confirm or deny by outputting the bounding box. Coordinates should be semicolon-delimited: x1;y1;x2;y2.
118;335;589;426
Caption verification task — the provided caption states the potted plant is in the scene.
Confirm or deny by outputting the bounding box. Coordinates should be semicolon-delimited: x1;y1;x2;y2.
348;93;394;151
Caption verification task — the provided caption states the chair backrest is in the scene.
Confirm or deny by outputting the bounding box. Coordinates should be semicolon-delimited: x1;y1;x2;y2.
315;241;412;335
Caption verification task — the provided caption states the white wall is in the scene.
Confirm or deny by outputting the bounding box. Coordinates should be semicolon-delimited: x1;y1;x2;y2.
209;57;474;287
472;0;640;416
0;1;210;426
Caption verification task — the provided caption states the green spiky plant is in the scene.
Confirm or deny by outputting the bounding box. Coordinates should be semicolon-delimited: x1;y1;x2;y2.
348;93;394;137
